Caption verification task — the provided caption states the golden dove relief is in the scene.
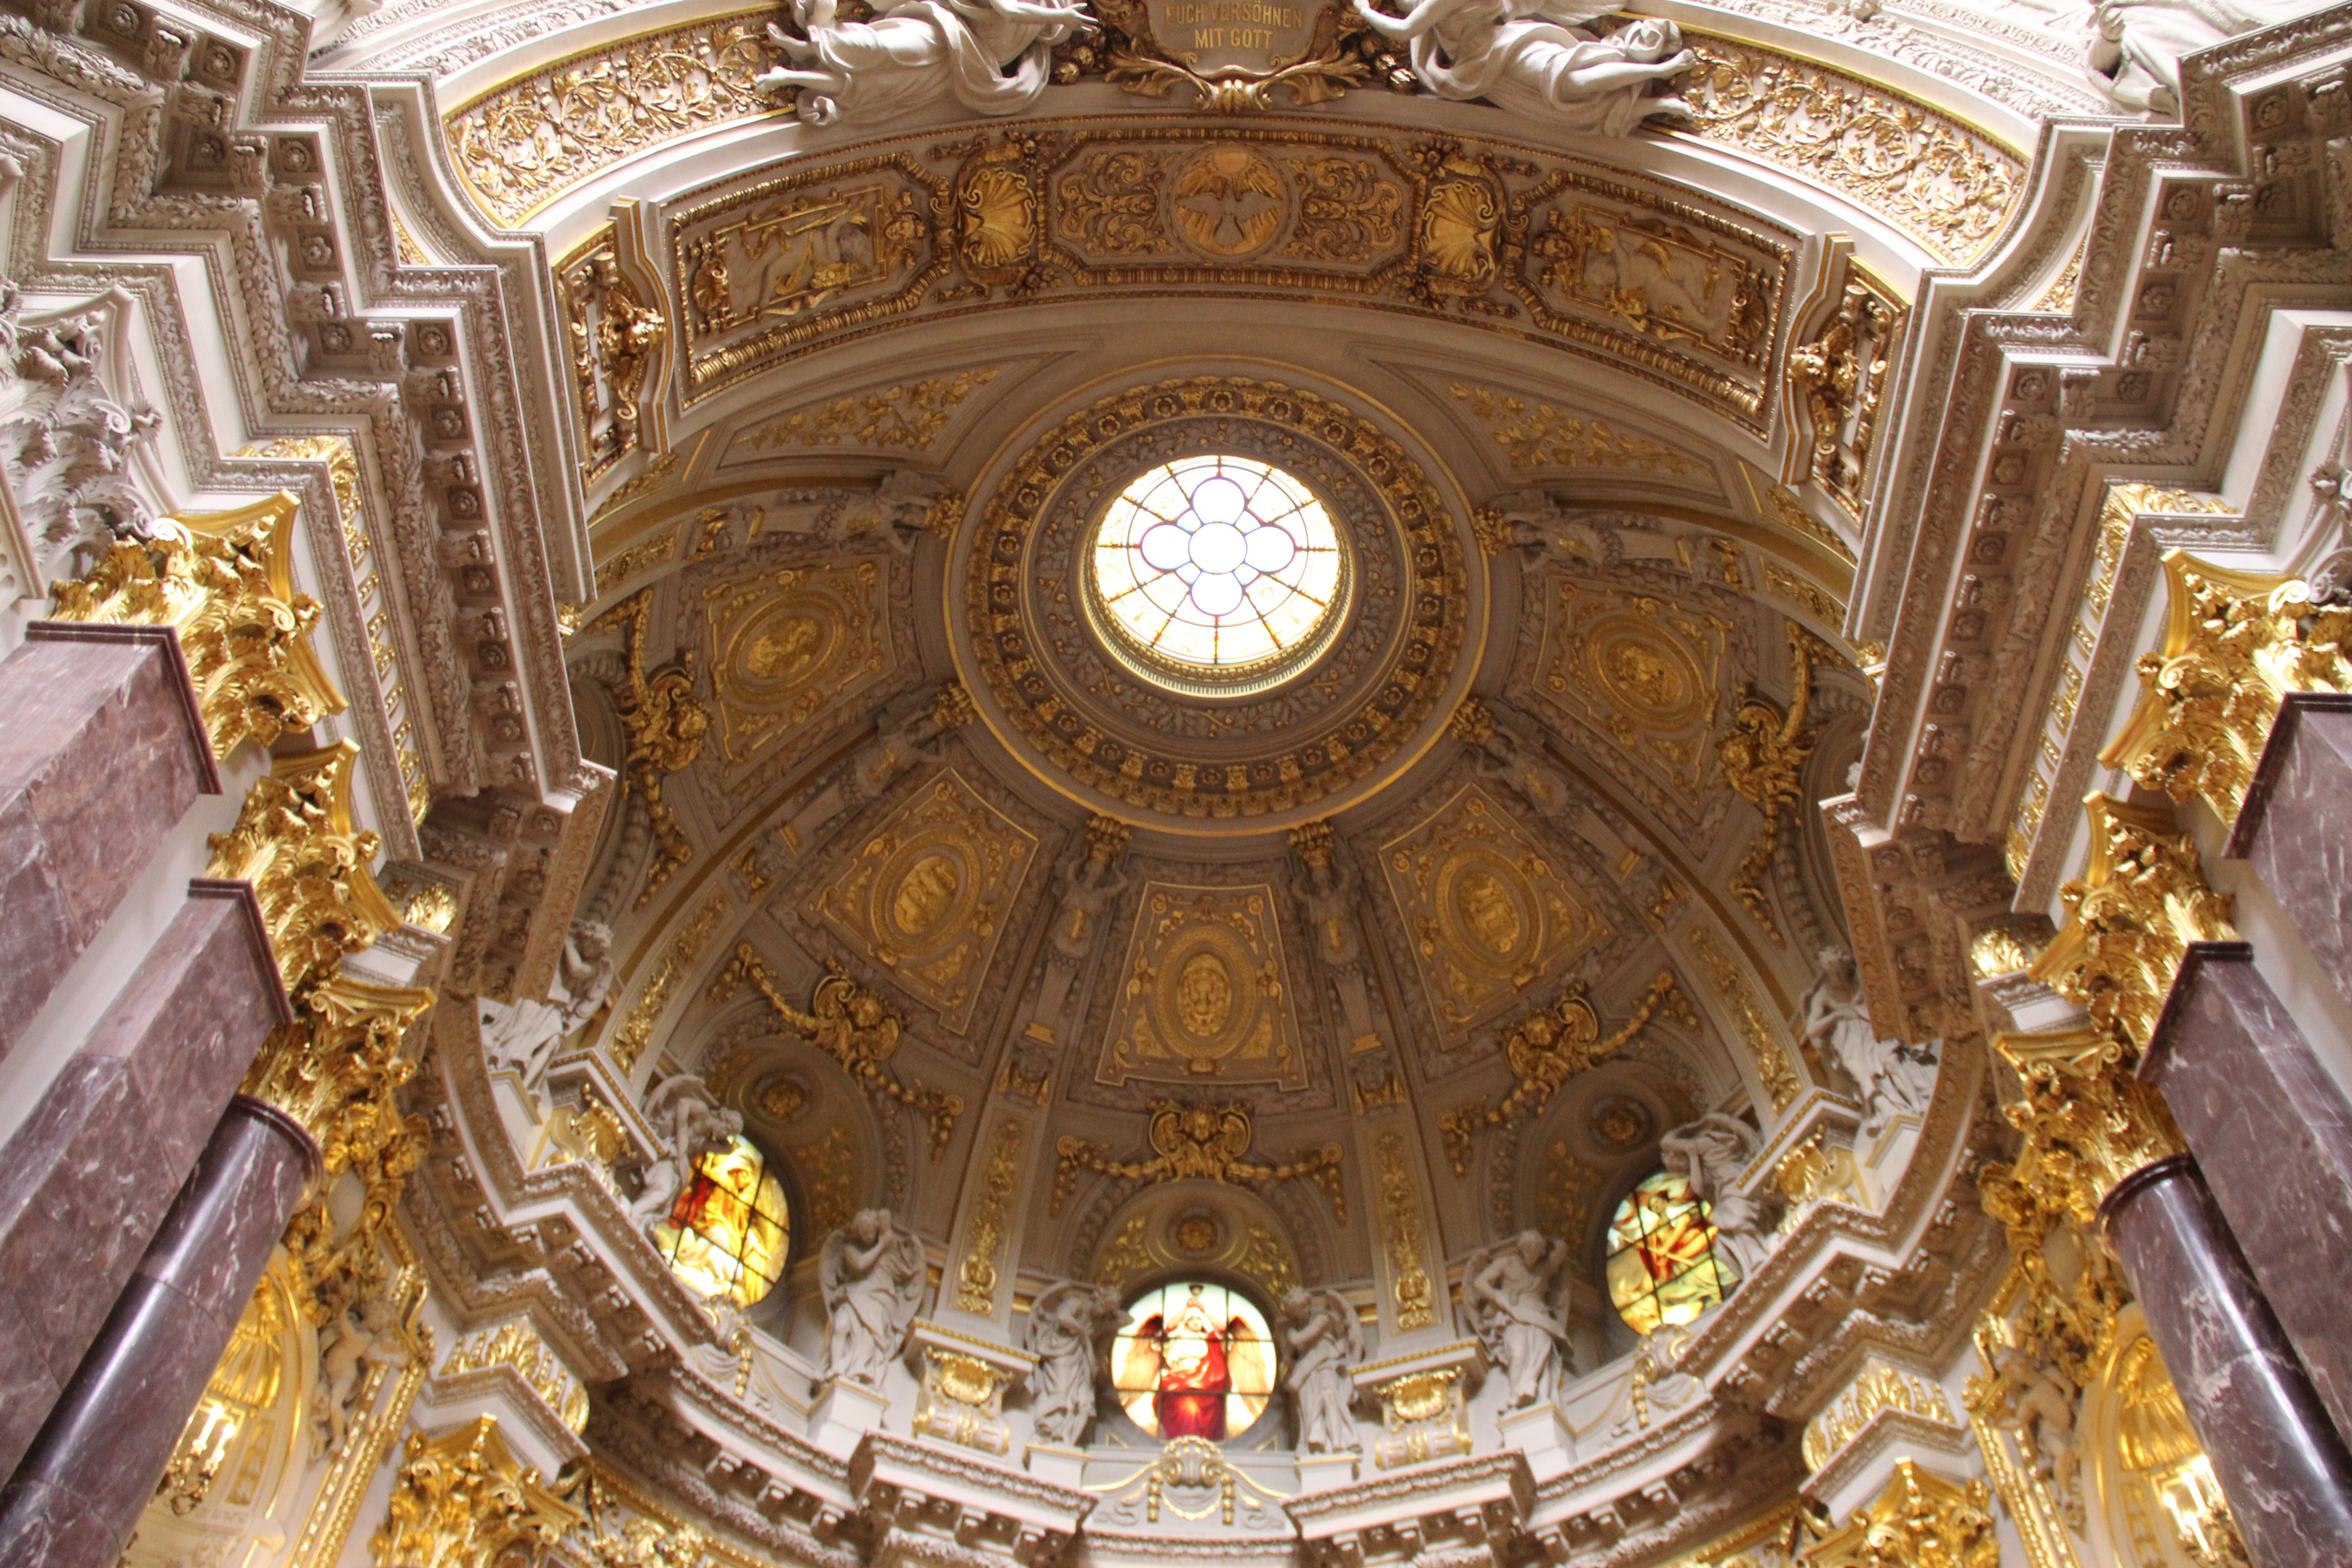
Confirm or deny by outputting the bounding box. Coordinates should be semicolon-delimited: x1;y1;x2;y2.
1379;783;1608;1035
813;771;1041;1033
1098;882;1307;1091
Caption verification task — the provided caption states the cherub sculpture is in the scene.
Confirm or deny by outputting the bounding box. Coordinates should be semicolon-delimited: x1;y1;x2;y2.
1351;0;1692;135
1279;1287;1365;1452
757;0;1094;127
312;1293;408;1456
1024;1280;1128;1445
818;1208;928;1386
1463;1230;1575;1407
628;1075;745;1233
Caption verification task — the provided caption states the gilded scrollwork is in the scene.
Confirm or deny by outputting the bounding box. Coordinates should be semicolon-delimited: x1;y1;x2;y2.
1788;269;1906;518
1531;585;1734;810
370;1415;580;1568
1436;969;1692;1177
733;368;1000;453
1053;1102;1345;1219
1719;623;1823;941
207;742;404;999
716;944;964;1156
1803;1458;1999;1568
1447;383;1700;476
701;557;895;788
557;230;667;484
586;590;711;908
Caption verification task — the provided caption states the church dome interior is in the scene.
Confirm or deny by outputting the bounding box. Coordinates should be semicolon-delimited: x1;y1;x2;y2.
0;0;2348;1565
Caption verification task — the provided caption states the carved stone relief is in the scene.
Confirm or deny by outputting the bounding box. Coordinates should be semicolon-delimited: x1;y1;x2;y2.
1526;579;1735;822
1098;882;1306;1091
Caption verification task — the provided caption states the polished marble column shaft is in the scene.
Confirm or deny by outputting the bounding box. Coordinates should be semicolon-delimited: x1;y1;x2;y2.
2148;944;2352;1450
0;624;217;1064
0;880;288;1480
2104;1156;2352;1568
2232;692;2352;1011
0;1097;317;1568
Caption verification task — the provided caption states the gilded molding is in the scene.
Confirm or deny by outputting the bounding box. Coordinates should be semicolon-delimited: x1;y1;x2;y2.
736;368;1000;453
613;892;730;1073
587;589;711;909
1436;969;1691;1178
1803;1459;1998;1568
1372;1126;1436;1331
441;1318;593;1434
954;1114;1026;1314
50;490;347;763
1446;383;1701;476
1682;923;1801;1111
2103;549;2352;829
1720;624;1823;941
207;741;403;1000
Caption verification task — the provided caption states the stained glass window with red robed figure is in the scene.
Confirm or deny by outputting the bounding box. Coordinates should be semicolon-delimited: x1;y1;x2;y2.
650;1133;790;1308
1604;1168;1739;1334
1112;1281;1277;1441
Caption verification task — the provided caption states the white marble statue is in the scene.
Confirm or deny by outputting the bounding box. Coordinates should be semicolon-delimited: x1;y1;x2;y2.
1351;0;1693;135
1607;1322;1700;1437
818;1208;928;1387
1658;1112;1769;1281
1796;945;1937;1135
1279;1287;1365;1452
628;1075;745;1233
479;921;614;1089
1463;1231;1575;1408
312;1294;407;1457
1024;1280;1127;1445
2085;0;2304;113
757;0;1092;127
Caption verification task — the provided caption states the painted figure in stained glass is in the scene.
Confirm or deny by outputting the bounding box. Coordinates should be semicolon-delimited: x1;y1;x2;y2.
1605;1169;1738;1335
650;1133;791;1308
1113;1282;1276;1440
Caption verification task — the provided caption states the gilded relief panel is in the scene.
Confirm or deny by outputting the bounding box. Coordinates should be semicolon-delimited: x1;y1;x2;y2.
814;770;1041;1034
668;124;1792;422
702;557;897;790
1098;882;1307;1091
1529;582;1733;802
1379;784;1607;1036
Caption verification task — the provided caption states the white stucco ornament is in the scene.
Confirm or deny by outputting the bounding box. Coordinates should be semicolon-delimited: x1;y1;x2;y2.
759;0;1095;126
2086;0;2315;113
1350;0;1692;135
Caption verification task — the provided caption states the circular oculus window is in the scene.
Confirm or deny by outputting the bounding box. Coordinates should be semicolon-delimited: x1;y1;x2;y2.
1086;456;1351;696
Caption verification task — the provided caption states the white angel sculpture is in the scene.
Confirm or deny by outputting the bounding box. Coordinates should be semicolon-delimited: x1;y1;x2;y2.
2086;0;2305;114
1795;946;1937;1135
1351;0;1693;136
758;0;1093;127
629;1076;745;1238
818;1209;928;1387
1024;1280;1127;1445
1279;1287;1365;1453
480;920;614;1090
1463;1231;1575;1408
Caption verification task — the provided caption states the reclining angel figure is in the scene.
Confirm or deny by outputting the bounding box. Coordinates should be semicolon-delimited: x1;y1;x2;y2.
1352;0;1693;136
759;0;1094;126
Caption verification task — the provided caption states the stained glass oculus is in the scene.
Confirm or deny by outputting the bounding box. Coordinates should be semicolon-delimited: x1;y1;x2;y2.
1111;1280;1277;1440
1088;456;1348;692
651;1133;790;1308
1604;1169;1739;1335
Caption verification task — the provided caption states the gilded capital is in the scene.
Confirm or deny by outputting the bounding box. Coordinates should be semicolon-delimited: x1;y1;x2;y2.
49;490;347;762
1803;1458;1998;1568
1993;1024;2186;1224
370;1416;580;1568
2029;793;2233;1057
243;971;433;1178
206;741;404;1000
2104;549;2352;828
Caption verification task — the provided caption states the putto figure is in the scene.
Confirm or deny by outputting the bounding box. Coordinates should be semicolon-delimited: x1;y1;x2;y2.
1350;0;1693;135
1024;1280;1128;1446
818;1209;928;1387
1463;1230;1575;1407
758;0;1094;126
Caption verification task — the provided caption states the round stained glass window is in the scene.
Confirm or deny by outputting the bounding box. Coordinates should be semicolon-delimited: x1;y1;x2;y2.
1086;456;1349;695
1604;1170;1740;1335
651;1134;790;1308
1111;1281;1279;1441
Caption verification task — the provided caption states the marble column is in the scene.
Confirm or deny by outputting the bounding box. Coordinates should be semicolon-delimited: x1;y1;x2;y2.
0;880;289;1480
2147;944;2352;1450
0;624;218;1063
2230;691;2352;1011
0;1096;317;1568
2103;1156;2352;1568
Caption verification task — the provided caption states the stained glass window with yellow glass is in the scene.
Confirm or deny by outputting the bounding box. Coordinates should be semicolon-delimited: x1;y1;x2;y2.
651;1134;790;1308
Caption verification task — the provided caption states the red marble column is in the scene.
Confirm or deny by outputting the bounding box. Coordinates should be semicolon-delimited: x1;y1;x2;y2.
0;624;219;1063
2147;944;2352;1450
0;879;289;1480
2104;1157;2352;1568
0;1097;317;1568
2230;691;2352;1012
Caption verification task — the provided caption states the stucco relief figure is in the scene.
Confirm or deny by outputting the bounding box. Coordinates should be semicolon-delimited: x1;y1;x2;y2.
1463;1231;1576;1407
757;0;1092;127
1989;1346;2085;1526
312;1294;407;1457
1024;1280;1128;1445
479;921;614;1089
628;1074;745;1233
1351;0;1693;135
778;690;955;853
1658;1113;1769;1280
2085;0;2299;113
1279;1287;1365;1452
1796;946;1937;1135
818;1208;928;1387
1031;823;1128;1033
